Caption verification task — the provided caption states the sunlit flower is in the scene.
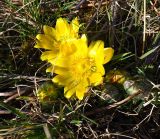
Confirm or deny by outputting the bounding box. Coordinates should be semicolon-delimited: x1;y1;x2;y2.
34;17;80;65
34;17;114;100
52;39;114;100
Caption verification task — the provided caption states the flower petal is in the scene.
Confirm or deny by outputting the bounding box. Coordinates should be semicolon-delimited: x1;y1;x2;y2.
40;51;57;62
71;17;79;37
59;41;77;56
46;66;53;73
103;48;114;64
74;35;88;57
35;34;55;50
96;64;105;75
52;75;70;86
64;86;75;99
43;25;56;38
46;66;67;74
89;40;104;64
55;18;70;39
76;83;87;100
54;66;68;75
89;73;103;86
54;56;71;67
75;78;89;100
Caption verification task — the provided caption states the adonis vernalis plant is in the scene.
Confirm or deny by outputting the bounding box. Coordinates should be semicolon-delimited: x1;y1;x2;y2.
34;17;114;100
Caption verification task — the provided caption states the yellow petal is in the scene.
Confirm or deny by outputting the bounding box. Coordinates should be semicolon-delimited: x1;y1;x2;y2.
43;25;56;38
52;75;69;85
52;74;74;86
81;34;87;43
46;65;67;74
52;75;63;84
54;57;68;67
64;86;75;99
74;35;88;57
75;78;89;100
59;41;77;56
55;18;70;38
96;64;105;75
40;51;57;61
35;34;54;50
76;83;87;100
89;40;104;64
54;66;68;75
71;17;79;37
89;73;103;86
79;34;88;49
46;66;53;73
103;48;114;64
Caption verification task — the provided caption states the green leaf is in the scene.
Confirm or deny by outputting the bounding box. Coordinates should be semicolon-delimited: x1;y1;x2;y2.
70;120;82;126
140;46;160;59
0;101;27;119
112;52;134;61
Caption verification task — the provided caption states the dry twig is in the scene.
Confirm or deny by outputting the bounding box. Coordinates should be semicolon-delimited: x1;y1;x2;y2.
85;89;143;116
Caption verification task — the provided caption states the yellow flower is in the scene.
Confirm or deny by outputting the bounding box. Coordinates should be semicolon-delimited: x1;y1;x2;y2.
34;17;114;100
34;17;80;65
52;38;114;100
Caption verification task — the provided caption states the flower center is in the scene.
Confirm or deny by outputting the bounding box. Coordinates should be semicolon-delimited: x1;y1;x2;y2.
70;57;97;83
